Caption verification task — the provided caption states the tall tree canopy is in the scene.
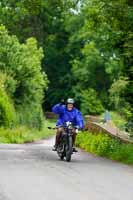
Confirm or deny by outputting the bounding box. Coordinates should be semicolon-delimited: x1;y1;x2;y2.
0;25;48;128
0;0;132;119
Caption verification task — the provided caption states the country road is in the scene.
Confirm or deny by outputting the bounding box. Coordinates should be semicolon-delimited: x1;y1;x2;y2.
0;137;133;200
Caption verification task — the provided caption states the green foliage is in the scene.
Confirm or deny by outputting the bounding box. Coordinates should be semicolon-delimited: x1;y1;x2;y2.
72;42;109;91
17;105;44;130
111;144;133;164
0;72;16;127
0;0;132;119
0;26;47;105
0;88;16;127
76;132;112;156
0;25;48;128
76;132;133;165
109;76;132;119
80;89;104;115
105;111;126;130
0;120;55;144
67;0;132;115
0;0;77;110
109;76;129;109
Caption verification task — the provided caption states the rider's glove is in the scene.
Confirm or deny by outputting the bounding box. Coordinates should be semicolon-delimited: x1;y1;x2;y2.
75;125;79;129
75;129;79;133
75;125;79;133
60;99;65;105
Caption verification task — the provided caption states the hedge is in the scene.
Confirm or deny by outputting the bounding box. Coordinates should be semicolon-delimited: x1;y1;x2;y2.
76;132;133;165
0;88;16;127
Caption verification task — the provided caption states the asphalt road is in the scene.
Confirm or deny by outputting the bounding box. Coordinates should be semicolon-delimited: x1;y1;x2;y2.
0;137;133;200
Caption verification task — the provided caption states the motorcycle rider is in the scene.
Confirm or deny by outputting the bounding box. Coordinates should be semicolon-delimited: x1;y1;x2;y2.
52;98;84;152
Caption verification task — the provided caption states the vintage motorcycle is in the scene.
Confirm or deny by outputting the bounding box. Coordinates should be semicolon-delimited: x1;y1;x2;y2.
48;121;78;162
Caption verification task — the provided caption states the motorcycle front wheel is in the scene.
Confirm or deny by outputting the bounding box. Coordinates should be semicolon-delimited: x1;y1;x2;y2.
66;136;73;162
60;154;64;160
57;144;65;160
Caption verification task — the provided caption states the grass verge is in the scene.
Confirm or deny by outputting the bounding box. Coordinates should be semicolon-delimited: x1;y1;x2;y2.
0;119;55;144
101;111;126;130
110;111;126;129
76;131;133;165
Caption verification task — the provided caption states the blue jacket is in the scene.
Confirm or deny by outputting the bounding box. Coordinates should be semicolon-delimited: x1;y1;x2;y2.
52;104;84;129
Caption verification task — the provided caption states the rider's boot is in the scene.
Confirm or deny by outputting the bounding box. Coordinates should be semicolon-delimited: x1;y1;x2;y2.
52;145;57;151
73;147;78;152
72;132;78;152
52;131;61;151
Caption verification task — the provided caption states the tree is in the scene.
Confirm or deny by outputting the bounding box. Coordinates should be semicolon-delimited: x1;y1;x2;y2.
109;76;132;119
80;88;104;115
0;0;132;118
0;25;48;128
0;0;78;109
64;0;133;115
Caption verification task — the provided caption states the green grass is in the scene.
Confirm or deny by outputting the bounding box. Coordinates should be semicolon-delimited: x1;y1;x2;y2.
76;131;133;165
0;119;55;144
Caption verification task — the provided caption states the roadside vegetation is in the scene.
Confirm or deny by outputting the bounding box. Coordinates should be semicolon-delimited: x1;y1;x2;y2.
100;111;127;129
0;25;50;143
110;112;127;130
0;120;55;144
76;132;133;165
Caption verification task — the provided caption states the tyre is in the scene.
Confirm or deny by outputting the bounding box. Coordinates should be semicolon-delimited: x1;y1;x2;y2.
57;143;65;160
60;154;64;160
66;136;73;162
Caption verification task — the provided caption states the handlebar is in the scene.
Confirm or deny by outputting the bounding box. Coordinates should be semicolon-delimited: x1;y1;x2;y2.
47;125;80;130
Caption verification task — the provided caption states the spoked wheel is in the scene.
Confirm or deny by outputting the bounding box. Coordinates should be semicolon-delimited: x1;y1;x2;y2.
57;144;65;160
66;136;73;162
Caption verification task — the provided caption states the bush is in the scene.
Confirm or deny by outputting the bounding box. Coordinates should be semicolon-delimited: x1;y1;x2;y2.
0;120;55;144
17;104;44;130
110;144;133;164
0;88;16;127
76;132;133;165
0;25;48;129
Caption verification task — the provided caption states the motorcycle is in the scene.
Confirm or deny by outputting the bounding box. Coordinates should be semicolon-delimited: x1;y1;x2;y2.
48;121;78;162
